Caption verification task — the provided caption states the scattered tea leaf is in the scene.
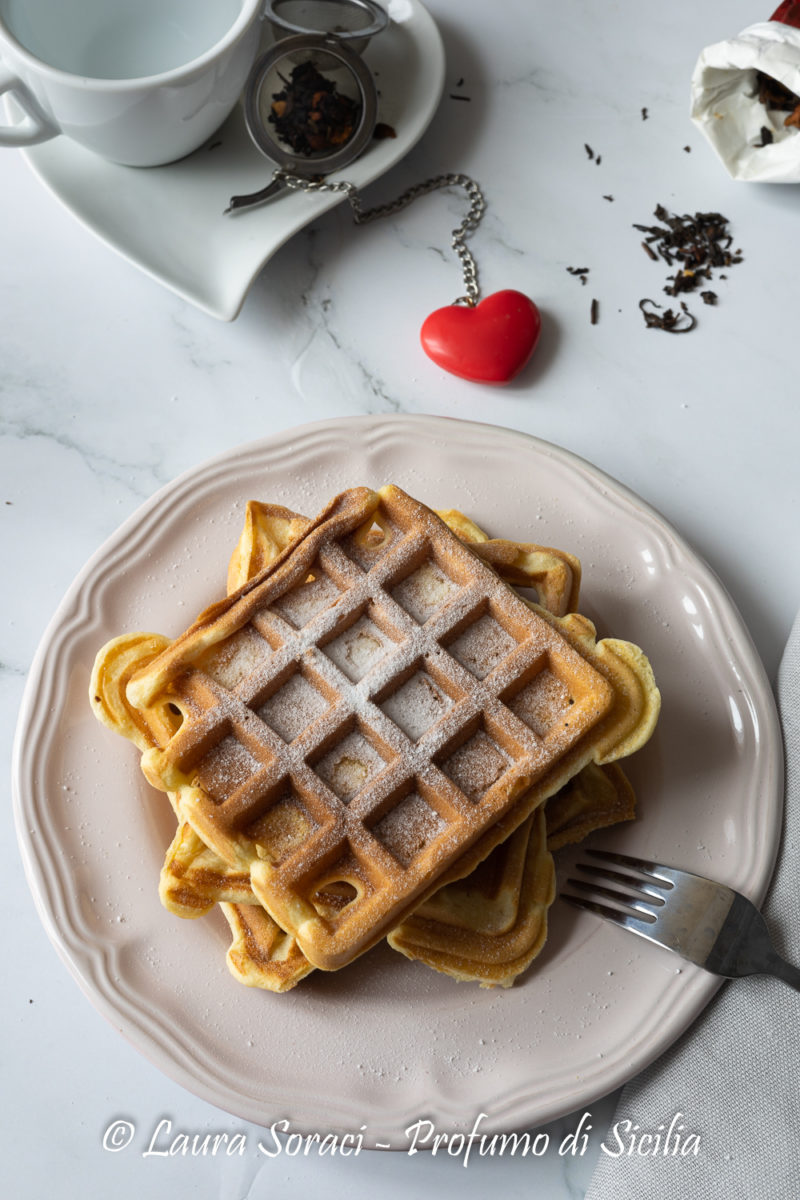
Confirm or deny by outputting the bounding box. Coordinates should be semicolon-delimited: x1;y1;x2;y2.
638;299;696;333
634;205;742;332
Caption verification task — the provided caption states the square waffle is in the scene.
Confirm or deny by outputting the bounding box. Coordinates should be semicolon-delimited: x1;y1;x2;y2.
160;505;630;989
387;808;555;987
125;486;651;971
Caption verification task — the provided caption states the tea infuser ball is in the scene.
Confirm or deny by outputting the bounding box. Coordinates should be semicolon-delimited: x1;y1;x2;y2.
243;34;378;175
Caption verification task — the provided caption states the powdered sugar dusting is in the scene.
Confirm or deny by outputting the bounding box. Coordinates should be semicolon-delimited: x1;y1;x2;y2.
323;614;394;682
447;614;517;679
194;735;262;803
380;670;453;741
271;566;340;629
341;517;403;570
509;669;574;737
256;672;329;742
199;626;271;690
373;792;446;865
440;731;512;803
392;559;457;624
246;793;318;864
315;730;387;802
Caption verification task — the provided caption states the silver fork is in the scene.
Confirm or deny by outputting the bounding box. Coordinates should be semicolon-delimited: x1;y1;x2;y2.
562;849;800;992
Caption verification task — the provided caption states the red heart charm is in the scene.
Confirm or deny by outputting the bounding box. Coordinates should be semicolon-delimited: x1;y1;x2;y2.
420;289;541;383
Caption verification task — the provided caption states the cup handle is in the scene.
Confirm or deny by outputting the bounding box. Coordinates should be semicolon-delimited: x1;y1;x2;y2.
0;65;57;146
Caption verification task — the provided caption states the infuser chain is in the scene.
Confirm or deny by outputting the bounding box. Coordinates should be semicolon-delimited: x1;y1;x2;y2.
274;169;486;306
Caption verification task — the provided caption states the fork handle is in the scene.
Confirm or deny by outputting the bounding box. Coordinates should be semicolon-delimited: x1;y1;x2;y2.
765;951;800;992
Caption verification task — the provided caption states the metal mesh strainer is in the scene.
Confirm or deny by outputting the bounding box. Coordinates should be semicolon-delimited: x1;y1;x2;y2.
227;33;378;212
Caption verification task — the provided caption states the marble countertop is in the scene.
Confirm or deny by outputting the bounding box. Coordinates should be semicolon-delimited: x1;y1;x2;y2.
2;1;798;1196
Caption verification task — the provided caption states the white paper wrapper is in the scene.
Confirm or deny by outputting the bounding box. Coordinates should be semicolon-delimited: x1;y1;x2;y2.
691;20;800;182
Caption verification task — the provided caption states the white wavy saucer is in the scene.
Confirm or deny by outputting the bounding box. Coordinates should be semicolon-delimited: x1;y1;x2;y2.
13;415;782;1145
14;0;444;320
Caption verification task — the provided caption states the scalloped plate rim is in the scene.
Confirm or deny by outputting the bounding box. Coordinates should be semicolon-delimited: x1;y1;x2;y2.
12;414;783;1141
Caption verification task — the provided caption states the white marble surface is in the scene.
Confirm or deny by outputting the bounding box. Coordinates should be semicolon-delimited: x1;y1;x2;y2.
2;1;798;1196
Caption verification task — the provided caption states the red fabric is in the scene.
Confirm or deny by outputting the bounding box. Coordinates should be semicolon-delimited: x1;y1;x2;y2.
771;1;800;28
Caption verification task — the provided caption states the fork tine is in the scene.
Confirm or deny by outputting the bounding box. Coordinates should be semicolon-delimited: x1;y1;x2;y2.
575;862;668;902
561;892;657;934
567;852;800;992
585;848;678;887
566;876;660;919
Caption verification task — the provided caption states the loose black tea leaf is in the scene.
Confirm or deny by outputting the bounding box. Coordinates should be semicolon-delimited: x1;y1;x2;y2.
567;266;589;285
641;107;649;120
756;70;800;112
638;299;696;333
755;70;800;141
584;143;594;160
269;62;361;156
633;205;743;332
603;194;614;202
590;298;599;324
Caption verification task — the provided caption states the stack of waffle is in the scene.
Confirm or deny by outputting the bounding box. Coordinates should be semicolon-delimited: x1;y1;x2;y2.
91;486;659;991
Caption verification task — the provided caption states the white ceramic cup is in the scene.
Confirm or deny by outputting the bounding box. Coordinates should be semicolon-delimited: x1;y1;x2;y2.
0;0;264;166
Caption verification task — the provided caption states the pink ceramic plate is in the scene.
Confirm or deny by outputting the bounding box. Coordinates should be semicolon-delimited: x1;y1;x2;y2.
13;415;782;1145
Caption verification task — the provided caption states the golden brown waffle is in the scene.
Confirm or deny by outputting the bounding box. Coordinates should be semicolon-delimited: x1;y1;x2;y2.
91;626;635;991
226;502;311;598
123;485;658;971
158;761;635;914
90;504;580;927
222;812;554;991
387;809;554;987
388;760;634;986
167;506;630;989
231;501;582;621
160;764;633;911
438;508;581;616
91;496;650;990
221;901;315;992
218;756;636;991
545;761;635;850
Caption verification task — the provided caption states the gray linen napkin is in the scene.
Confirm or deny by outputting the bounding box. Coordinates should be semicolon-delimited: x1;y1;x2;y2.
586;611;800;1200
